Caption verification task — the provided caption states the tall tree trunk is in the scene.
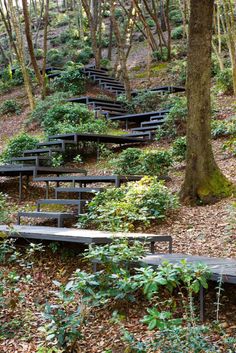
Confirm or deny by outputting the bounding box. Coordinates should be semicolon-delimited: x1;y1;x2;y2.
180;0;234;204
42;0;49;99
22;0;43;86
8;0;35;111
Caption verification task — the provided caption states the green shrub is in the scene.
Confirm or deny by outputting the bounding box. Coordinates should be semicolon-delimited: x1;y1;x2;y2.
172;136;187;161
77;46;94;64
0;99;22;116
12;65;34;86
142;150;173;176
146;18;155;28
0;193;7;223
50;36;61;47
42;103;93;135
79;176;179;231
111;148;142;175
211;53;222;77
118;91;164;114
41;103;111;136
55;118;109;136
156;96;187;140
35;48;44;60
211;118;236;138
29;92;71;125
60;30;73;44
216;68;233;94
169;59;186;84
114;8;123;19
152;48;168;62
222;137;236;156
171;25;184;40
53;13;70;27
0;80;13;94
47;49;65;66
0;133;39;163
110;148;173;176
50;66;85;95
169;9;183;25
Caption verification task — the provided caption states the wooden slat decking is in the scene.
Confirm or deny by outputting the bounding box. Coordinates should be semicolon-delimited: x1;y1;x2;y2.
142;254;236;284
0;225;172;253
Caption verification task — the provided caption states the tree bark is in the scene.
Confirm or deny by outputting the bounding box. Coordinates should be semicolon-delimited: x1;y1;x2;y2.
42;0;49;99
22;0;43;86
180;0;234;204
8;0;35;111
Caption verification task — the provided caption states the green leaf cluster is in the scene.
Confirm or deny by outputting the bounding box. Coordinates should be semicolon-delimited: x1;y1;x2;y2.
110;148;173;176
0;133;39;163
79;177;179;231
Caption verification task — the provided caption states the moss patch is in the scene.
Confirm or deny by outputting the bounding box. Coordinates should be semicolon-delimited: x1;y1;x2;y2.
135;63;168;78
197;169;236;203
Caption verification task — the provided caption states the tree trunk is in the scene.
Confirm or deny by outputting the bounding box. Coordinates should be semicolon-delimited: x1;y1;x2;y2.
42;0;49;99
180;0;234;204
22;0;43;86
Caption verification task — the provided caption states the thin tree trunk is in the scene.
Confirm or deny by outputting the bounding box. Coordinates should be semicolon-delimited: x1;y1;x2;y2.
180;0;234;204
22;0;43;86
42;0;49;99
8;0;35;110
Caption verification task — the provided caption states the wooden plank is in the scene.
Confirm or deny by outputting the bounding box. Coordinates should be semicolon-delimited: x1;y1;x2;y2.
0;225;172;249
142;254;236;284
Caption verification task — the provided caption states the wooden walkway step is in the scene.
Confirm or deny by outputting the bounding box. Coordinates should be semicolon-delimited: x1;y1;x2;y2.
142;253;236;284
17;212;76;228
0;225;172;253
36;199;87;213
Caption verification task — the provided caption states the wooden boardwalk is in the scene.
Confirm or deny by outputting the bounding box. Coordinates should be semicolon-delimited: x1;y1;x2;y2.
1;225;235;284
143;254;236;284
0;225;172;253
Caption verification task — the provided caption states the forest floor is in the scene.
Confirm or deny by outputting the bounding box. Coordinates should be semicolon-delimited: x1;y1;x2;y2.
0;48;236;352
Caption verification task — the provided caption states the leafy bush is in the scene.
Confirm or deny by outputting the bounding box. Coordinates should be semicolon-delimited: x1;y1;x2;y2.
169;9;183;25
29;92;71;124
47;49;64;66
50;36;61;47
118;91;164;114
0;133;39;163
0;99;22;116
222;137;236;156
50;66;85;95
123;322;235;353
55;118;110;135
41;103;110;136
35;48;44;60
77;46;94;64
216;68;233;94
110;148;173;176
0;193;7;223
211;53;222;77
146;18;155;28
0;80;13;94
169;59;186;84
41;281;83;350
211;118;236;138
12;65;34;86
152;48;168;62
156;96;187;140
79;177;178;231
42;103;92;135
52;13;70;27
171;25;184;40
172;136;187;162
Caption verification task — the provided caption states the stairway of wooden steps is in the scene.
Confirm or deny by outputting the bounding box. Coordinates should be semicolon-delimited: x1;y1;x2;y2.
16;176;143;227
17;211;77;228
23;148;63;156
36;199;87;212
